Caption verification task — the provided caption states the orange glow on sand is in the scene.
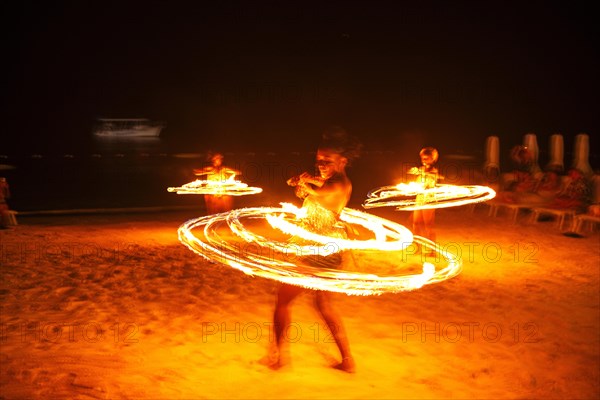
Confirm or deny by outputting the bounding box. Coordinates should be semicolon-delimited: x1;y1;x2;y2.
0;210;597;399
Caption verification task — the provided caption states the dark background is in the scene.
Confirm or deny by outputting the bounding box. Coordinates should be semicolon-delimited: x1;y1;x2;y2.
4;0;598;155
1;0;598;211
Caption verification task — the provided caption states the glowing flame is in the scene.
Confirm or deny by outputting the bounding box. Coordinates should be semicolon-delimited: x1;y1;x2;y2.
178;205;462;295
167;175;262;196
264;203;412;253
363;183;496;210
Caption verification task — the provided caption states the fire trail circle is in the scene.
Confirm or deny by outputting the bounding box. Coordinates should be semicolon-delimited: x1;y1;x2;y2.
363;182;496;211
178;204;462;296
167;178;262;196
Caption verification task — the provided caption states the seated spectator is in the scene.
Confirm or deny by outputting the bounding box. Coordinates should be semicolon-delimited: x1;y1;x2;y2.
507;145;537;192
547;168;592;212
535;164;563;199
495;145;539;204
514;164;564;206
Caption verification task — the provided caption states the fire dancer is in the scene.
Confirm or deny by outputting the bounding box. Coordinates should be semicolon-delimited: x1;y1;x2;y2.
409;147;440;248
193;152;241;214
264;127;361;373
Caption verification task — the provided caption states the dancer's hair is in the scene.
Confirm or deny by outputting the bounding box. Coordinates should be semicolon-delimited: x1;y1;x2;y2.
319;126;362;165
205;151;223;162
419;147;439;163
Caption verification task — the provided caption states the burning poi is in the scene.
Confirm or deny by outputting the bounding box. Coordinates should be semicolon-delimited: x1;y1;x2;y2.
178;203;462;296
363;149;496;212
363;182;497;210
167;177;263;196
177;144;462;296
168;152;262;214
178;131;464;374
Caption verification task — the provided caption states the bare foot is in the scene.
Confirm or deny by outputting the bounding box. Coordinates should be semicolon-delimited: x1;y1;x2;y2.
259;358;283;371
333;356;356;373
258;352;279;369
258;351;290;371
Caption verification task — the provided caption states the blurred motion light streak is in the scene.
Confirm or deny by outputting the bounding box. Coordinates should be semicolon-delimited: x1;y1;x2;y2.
167;176;262;196
363;182;496;210
178;205;462;295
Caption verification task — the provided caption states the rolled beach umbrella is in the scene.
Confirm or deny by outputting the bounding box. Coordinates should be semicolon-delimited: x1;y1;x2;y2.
523;133;541;174
572;133;593;176
547;134;564;171
484;136;500;170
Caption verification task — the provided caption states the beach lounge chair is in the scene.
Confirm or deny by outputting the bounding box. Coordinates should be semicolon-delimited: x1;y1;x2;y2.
487;201;536;223
571;213;600;234
529;207;576;231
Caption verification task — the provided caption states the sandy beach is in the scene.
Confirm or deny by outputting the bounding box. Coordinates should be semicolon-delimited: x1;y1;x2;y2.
0;205;598;399
4;0;598;398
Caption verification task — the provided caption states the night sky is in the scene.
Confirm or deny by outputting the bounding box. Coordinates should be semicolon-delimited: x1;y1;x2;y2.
5;0;599;159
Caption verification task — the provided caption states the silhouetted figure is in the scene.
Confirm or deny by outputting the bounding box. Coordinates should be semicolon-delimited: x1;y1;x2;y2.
548;168;592;212
0;177;11;229
409;147;440;247
193;152;241;214
496;145;538;204
264;127;361;373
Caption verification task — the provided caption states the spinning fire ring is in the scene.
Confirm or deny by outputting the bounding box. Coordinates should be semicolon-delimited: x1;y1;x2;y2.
363;183;496;210
178;204;462;295
168;179;262;196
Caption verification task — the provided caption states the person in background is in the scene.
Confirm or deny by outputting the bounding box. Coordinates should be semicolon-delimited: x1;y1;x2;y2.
495;145;539;204
507;145;537;193
548;168;592;212
409;147;440;250
0;177;11;229
530;164;563;204
193;152;241;214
